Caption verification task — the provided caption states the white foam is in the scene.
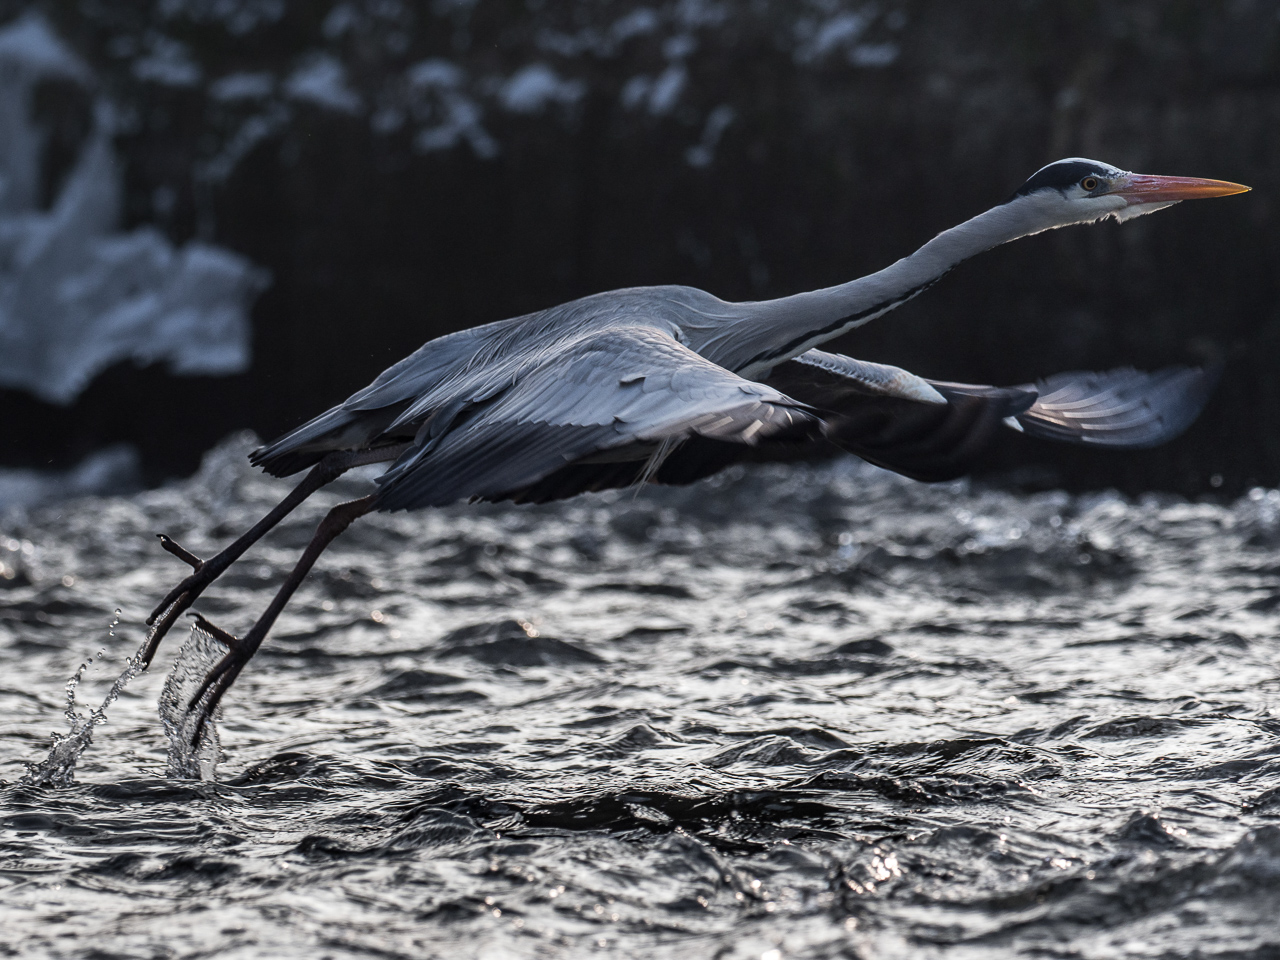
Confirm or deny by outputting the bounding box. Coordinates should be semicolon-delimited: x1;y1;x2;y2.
132;35;202;87
499;63;585;114
405;59;497;158
209;70;274;102
285;53;362;113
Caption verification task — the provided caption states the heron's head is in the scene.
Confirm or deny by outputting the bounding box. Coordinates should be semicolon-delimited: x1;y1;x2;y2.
1009;158;1249;230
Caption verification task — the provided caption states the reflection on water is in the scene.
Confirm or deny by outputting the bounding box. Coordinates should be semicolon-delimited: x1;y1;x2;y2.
2;433;1279;958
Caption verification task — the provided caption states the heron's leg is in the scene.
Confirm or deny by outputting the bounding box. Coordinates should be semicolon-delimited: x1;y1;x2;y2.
184;494;378;748
142;445;409;667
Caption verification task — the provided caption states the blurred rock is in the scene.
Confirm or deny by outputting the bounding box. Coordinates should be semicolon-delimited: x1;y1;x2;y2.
0;13;266;406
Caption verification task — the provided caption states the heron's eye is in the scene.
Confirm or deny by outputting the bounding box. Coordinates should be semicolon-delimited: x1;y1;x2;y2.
1080;176;1100;192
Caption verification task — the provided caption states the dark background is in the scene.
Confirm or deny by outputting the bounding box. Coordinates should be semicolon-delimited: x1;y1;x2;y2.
3;0;1276;494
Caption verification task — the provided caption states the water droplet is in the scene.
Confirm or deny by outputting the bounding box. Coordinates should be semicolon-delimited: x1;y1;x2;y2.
24;609;148;786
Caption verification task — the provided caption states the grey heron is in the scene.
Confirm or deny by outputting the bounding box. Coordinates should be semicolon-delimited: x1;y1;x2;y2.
142;158;1248;747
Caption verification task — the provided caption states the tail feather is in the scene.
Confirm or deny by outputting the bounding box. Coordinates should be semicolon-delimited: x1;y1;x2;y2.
249;401;413;478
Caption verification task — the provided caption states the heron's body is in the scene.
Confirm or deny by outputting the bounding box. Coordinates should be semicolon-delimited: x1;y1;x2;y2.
253;285;822;506
139;158;1248;748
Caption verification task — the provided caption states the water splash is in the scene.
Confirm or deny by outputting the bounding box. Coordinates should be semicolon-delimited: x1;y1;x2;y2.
158;620;225;781
23;610;145;787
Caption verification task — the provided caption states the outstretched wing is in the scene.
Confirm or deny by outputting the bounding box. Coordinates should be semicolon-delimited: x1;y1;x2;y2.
762;350;1215;482
764;351;1036;482
1010;366;1216;449
372;326;818;510
526;351;1036;492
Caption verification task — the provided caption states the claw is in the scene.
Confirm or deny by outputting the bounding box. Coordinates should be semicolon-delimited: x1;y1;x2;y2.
188;650;235;717
147;537;208;627
158;534;204;570
191;613;239;651
186;614;243;710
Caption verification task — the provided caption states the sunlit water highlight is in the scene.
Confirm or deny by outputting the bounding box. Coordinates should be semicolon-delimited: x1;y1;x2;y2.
20;610;148;789
2;433;1279;958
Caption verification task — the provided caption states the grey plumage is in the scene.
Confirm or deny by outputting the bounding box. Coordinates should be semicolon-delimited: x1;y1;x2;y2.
249;297;1213;506
372;325;818;510
148;157;1246;746
253;157;1242;506
1013;366;1217;449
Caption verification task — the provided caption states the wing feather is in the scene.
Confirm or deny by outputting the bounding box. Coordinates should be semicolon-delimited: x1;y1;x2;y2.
1012;367;1215;448
253;328;1215;500
766;350;1215;481
373;326;817;510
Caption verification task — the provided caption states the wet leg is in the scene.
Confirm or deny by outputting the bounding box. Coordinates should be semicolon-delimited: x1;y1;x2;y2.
184;494;378;748
143;445;408;667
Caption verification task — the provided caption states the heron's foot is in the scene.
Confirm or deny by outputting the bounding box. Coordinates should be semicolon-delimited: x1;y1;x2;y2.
157;534;203;571
147;535;212;625
142;535;239;668
185;614;255;751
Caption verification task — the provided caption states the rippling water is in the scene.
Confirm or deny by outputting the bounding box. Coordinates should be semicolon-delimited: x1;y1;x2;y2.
3;433;1280;958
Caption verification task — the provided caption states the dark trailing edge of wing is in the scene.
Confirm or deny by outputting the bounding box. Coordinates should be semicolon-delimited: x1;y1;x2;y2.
823;382;1034;482
502;433;820;505
500;360;1037;499
766;357;1037;482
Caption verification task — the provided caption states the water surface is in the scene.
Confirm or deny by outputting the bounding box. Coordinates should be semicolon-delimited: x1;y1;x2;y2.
3;434;1279;958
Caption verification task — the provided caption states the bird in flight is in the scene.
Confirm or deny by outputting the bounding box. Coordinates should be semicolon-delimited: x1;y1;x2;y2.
141;158;1248;750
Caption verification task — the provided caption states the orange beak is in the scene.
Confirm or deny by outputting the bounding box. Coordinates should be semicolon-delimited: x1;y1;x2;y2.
1115;174;1251;204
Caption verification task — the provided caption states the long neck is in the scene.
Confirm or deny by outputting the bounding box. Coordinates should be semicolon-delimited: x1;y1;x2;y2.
706;196;1056;376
